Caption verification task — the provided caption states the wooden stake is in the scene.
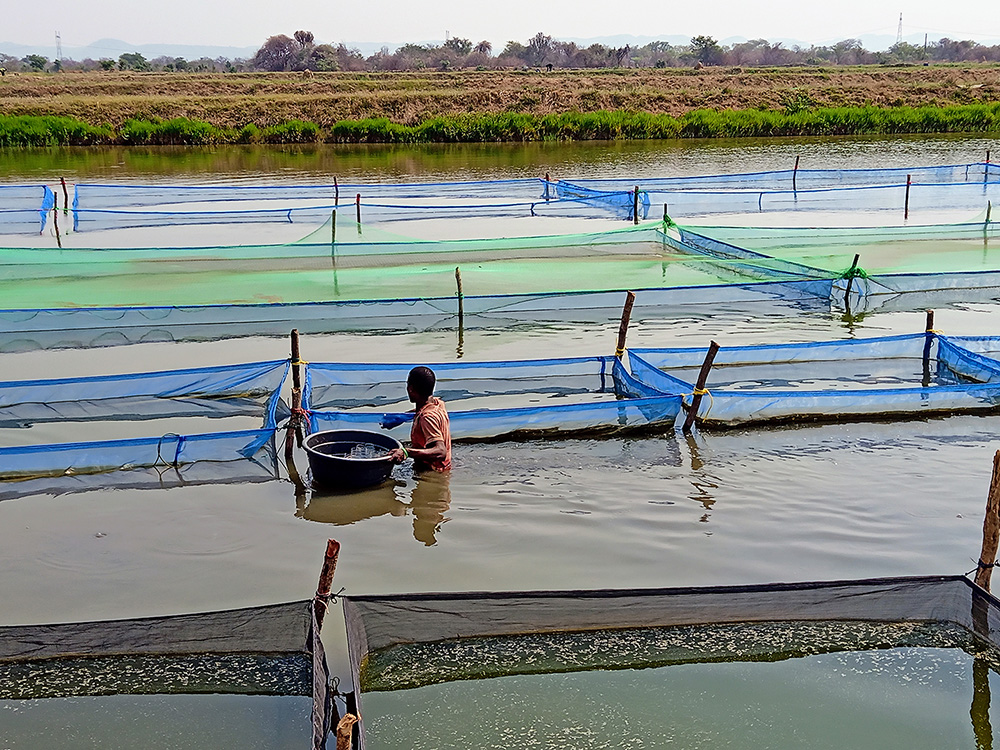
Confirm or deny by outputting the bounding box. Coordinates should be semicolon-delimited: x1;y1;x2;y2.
355;193;361;226
904;174;912;220
793;155;800;192
60;176;69;215
663;203;669;223
331;208;337;247
52;206;61;248
455;267;464;356
334;175;339;206
682;341;720;434
975;451;1000;591
842;253;861;311
314;538;341;630
615;291;636;359
544;172;551;201
336;714;359;750
922;309;935;387
291;329;302;392
633;185;640;225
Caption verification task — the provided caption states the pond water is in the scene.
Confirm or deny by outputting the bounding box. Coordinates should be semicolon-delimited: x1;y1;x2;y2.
2;133;1000;747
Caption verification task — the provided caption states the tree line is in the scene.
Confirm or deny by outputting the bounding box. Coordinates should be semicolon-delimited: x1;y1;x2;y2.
4;31;1000;74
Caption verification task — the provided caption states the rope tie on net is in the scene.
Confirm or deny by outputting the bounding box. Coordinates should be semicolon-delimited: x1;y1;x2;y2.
615;346;626;358
154;433;185;467
290;358;310;366
315;586;346;604
966;559;999;577
690;387;714;418
926;329;943;335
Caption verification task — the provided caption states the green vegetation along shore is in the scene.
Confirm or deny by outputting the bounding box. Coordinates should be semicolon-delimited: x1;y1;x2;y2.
2;67;999;146
3;104;1000;147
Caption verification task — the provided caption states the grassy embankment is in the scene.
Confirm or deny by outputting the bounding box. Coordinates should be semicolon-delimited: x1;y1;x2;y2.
2;66;999;145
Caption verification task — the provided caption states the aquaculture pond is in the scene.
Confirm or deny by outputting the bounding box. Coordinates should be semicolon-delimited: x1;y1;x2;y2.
2;133;1000;748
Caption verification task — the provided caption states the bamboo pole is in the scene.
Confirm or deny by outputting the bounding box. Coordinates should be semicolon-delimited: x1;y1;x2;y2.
334;176;339;206
633;185;640;225
615;291;636;359
922;309;935;387
974;450;1000;591
792;155;800;192
355;193;361;227
905;174;912;220
663;203;669;223
682;341;720;434
60;176;69;215
314;538;341;630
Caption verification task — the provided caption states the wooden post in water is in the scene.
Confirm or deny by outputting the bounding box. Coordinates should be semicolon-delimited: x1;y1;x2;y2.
682;341;720;434
314;538;341;630
904;174;912;220
633;185;640;225
615;291;636;359
974;451;1000;592
792;155;800;192
544;171;551;201
842;253;861;312
334;175;339;206
52;206;61;248
455;267;464;357
663;203;669;223
922;309;935;387
355;193;362;234
331;208;337;248
60;177;69;215
285;330;302;462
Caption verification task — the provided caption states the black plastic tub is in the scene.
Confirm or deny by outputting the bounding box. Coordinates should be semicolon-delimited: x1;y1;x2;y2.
303;429;401;490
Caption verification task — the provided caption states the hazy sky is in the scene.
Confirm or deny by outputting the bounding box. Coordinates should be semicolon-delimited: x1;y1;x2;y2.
6;0;997;49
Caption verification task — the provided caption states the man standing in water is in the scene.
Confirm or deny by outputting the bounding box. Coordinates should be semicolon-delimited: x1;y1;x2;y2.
389;366;451;473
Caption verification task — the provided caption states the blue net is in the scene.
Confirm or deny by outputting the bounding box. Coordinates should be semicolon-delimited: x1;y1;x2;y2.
304;355;683;441
68;179;642;231
0;185;55;234
628;333;1000;427
0;360;289;479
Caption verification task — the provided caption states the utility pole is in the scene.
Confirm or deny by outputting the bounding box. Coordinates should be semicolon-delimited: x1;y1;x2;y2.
896;13;903;46
55;31;62;66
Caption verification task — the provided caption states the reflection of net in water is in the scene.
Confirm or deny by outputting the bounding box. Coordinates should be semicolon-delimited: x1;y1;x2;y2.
361;619;986;692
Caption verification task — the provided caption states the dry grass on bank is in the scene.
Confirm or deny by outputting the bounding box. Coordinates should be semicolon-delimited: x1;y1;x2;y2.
2;66;999;129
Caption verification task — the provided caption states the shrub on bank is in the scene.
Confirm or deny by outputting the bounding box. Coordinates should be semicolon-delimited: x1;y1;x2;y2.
0;115;114;147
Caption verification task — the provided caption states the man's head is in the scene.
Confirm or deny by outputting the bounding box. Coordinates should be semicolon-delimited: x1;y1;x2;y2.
406;366;436;403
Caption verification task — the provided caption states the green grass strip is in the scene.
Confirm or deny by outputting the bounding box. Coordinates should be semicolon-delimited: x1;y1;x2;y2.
3;104;1000;147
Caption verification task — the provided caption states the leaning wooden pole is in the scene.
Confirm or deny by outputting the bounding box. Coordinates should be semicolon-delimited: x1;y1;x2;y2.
922;309;935;387
792;155;800;192
314;538;341;630
615;291;636;359
52;205;61;248
633;185;640;225
842;253;861;310
455;267;465;357
975;451;1000;591
904;174;912;220
682;341;720;434
60;176;69;215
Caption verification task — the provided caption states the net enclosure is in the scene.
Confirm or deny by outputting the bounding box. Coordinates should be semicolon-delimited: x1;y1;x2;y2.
0;359;289;481
342;575;1000;749
0;184;55;234
304;354;682;442
0;599;335;748
68;178;643;231
628;332;1000;428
